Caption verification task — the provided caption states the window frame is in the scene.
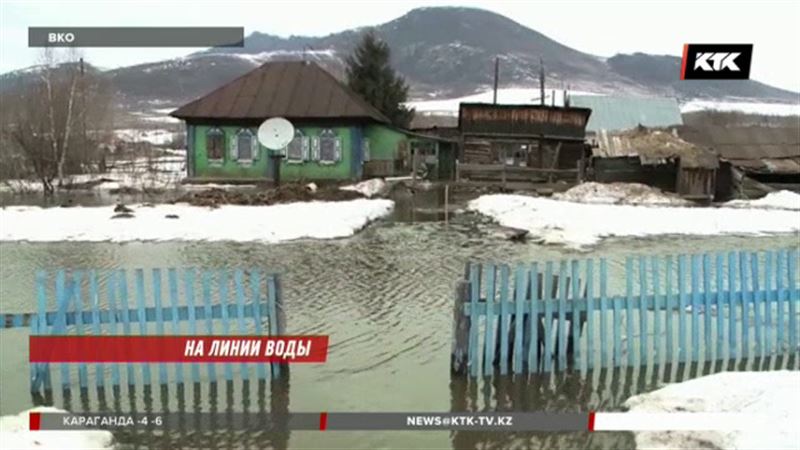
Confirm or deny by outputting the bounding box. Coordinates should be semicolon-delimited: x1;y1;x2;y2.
206;127;226;164
235;128;256;165
285;129;308;164
318;129;340;165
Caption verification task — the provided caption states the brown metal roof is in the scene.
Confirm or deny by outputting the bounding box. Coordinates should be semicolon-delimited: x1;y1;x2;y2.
170;61;390;123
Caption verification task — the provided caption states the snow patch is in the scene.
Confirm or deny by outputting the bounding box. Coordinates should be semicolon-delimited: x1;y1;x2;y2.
623;371;800;450
1;407;115;449
725;190;800;210
340;178;387;198
468;194;800;249
553;182;690;206
0;199;394;243
115;128;176;146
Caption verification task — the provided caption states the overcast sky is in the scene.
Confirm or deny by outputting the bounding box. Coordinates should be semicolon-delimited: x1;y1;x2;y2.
1;0;798;92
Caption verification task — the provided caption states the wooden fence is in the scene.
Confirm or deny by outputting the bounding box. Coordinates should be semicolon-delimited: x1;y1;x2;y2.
455;162;580;187
1;268;286;393
452;249;800;377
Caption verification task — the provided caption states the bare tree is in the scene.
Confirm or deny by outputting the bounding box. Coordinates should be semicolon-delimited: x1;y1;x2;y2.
1;50;114;194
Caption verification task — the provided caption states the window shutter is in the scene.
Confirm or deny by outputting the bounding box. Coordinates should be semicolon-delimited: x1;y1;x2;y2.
311;137;320;161
362;138;370;162
302;137;310;161
229;134;238;160
251;136;259;161
333;138;342;162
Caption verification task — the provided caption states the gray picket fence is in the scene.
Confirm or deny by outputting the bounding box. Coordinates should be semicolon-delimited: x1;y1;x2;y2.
1;268;286;393
451;248;800;377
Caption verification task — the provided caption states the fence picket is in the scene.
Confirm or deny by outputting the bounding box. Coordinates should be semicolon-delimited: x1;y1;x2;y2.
72;271;88;389
557;261;568;370
167;268;184;385
55;270;71;389
88;271;103;388
765;252;774;356
544;262;554;373
638;257;648;367
740;252;750;359
776;251;785;352
625;258;634;367
715;253;724;360
678;256;687;363
690;255;700;363
134;269;152;386
152;269;168;385
788;249;797;351
218;270;234;381
250;270;268;380
528;264;539;373
665;256;674;364
600;259;609;368
234;269;250;381
750;254;763;356
468;264;480;377
201;271;216;383
512;265;524;374
728;252;737;360
585;260;595;371
484;264;497;377
703;254;712;362
651;257;661;365
571;260;581;368
498;265;510;375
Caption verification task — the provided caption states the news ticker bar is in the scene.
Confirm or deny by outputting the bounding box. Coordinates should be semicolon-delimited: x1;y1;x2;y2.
31;412;591;432
30;412;778;432
28;27;244;47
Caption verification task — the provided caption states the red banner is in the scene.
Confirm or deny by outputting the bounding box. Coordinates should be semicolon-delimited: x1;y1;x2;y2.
29;336;328;363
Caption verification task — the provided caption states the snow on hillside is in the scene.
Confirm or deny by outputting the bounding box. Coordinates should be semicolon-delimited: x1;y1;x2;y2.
681;99;800;116
409;88;600;115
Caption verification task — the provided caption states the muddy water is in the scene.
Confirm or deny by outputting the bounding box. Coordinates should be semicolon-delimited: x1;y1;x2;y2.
1;214;797;449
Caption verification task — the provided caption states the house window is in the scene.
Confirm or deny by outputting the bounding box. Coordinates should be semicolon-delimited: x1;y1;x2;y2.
286;130;309;163
206;128;225;161
318;129;341;164
234;128;256;162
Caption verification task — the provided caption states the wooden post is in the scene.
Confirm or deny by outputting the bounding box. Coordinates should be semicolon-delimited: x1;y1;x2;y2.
548;142;562;184
274;276;289;378
493;57;499;104
412;149;418;185
444;183;449;226
451;280;471;375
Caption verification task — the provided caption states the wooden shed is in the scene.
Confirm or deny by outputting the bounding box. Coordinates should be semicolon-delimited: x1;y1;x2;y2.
455;103;592;187
591;127;721;202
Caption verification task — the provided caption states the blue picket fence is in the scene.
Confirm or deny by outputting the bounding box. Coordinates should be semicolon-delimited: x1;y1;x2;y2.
451;248;800;377
1;268;286;393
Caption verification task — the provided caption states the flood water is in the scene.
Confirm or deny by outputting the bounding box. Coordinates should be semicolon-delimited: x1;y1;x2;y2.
1;190;799;449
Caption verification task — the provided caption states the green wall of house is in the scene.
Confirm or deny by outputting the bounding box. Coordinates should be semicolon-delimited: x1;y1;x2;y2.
187;122;423;182
364;124;407;161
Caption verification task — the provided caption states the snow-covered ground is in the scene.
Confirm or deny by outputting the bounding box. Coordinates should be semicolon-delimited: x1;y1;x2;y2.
552;182;691;206
681;99;800;116
0;199;394;243
725;190;800;210
115;128;178;146
0;407;114;449
0;155;186;193
468;191;800;248
621;371;800;450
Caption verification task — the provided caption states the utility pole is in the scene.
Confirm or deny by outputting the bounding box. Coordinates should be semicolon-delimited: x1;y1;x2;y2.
539;58;545;106
493;57;499;104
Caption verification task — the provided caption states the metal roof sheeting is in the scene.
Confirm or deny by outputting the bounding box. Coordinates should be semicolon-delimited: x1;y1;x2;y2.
593;128;719;169
571;95;683;133
679;125;800;174
171;61;390;123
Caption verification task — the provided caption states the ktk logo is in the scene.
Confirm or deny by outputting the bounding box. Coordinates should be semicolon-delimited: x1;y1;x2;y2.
681;44;753;80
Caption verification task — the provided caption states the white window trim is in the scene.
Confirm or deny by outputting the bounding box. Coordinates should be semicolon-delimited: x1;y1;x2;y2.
318;129;341;165
286;132;308;164
235;128;256;165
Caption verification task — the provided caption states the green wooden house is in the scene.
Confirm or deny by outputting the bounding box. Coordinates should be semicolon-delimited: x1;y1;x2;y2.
171;60;454;183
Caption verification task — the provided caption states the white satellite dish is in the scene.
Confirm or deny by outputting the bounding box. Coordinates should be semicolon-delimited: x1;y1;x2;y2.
257;117;294;150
